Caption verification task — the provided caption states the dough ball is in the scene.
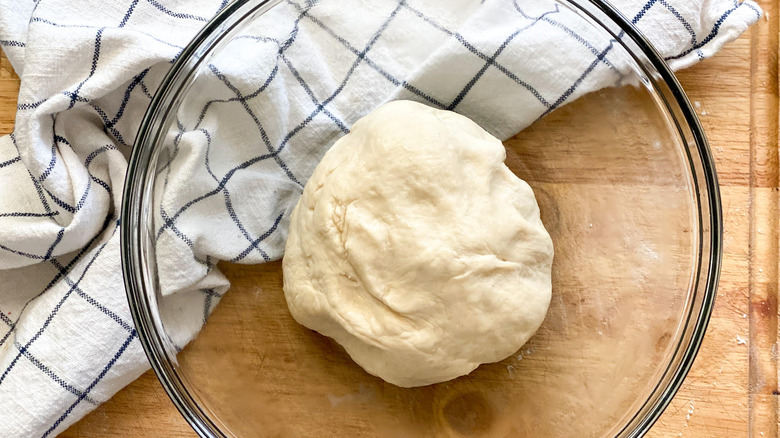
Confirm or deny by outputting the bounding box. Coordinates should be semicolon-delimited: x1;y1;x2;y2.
283;100;553;387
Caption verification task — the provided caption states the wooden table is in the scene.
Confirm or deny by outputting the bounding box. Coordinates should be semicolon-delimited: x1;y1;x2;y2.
0;2;777;435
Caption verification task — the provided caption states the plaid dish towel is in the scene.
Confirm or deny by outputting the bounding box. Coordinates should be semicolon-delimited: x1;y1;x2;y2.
0;0;761;436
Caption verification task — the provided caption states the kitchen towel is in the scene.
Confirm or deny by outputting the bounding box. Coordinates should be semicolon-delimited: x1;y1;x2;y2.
0;0;761;436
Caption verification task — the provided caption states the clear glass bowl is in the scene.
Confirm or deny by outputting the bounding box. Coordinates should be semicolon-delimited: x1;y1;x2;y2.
121;0;721;437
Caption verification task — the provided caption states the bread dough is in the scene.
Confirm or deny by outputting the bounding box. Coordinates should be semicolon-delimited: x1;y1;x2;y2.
283;100;553;387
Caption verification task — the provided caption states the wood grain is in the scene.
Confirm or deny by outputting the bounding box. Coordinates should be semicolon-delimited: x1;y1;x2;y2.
747;0;779;436
0;3;775;435
0;50;18;133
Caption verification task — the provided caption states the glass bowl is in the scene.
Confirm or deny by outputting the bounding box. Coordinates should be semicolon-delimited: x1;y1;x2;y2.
121;0;721;437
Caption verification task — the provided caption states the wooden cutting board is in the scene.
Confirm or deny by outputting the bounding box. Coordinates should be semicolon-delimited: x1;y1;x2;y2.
0;0;776;435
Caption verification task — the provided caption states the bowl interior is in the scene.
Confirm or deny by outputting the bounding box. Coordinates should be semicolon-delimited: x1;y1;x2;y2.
124;0;717;437
178;86;696;438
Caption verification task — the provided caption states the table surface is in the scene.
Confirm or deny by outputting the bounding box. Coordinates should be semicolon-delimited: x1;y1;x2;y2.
0;1;777;435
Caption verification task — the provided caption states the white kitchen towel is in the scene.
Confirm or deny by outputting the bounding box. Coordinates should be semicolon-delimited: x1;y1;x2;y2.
0;0;761;436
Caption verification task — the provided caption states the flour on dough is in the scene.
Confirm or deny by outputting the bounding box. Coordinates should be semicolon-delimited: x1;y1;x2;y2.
283;100;553;387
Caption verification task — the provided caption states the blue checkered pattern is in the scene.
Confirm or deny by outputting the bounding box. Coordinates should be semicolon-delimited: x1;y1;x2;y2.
0;0;761;435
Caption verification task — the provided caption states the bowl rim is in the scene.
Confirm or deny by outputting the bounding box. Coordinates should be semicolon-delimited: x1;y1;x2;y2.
121;1;722;437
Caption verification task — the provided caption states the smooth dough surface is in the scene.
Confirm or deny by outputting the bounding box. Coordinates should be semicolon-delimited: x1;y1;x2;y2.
283;100;553;387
